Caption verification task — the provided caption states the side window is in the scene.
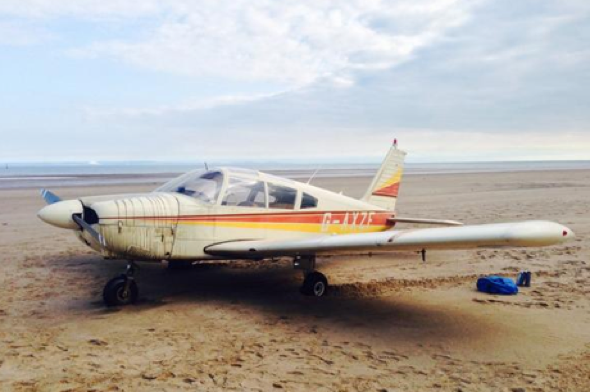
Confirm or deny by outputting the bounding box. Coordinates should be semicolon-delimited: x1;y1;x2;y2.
222;178;266;207
268;184;297;210
300;192;318;209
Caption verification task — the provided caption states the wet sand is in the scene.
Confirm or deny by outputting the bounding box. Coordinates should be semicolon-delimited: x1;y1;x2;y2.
0;170;588;391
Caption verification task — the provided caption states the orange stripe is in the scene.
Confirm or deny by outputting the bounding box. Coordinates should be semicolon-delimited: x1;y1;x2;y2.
179;211;390;224
101;211;394;234
104;211;392;224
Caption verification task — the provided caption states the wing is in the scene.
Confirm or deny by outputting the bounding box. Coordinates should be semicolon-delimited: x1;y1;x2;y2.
204;220;573;258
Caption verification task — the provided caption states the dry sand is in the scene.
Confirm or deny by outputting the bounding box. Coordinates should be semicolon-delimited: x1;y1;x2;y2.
0;170;588;391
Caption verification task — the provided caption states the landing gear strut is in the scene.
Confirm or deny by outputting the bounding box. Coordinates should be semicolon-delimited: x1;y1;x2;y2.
294;256;328;297
103;261;139;307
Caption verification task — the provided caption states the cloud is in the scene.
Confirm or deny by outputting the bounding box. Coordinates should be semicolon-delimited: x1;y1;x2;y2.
68;0;589;162
82;91;287;118
0;1;163;19
0;20;54;46
62;0;477;87
0;0;588;162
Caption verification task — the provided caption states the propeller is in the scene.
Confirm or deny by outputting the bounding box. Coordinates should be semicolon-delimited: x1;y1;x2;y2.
72;214;108;250
39;189;108;250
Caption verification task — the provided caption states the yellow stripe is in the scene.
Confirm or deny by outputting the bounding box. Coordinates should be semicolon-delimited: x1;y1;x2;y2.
377;168;403;189
178;220;389;234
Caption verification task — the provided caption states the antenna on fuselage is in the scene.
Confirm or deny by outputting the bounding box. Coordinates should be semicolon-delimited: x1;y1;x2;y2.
306;166;321;185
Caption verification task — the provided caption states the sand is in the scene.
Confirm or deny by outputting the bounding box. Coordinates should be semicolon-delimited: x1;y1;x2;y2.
0;170;588;391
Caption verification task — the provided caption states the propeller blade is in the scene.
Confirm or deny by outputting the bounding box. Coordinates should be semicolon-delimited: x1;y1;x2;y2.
72;214;108;250
40;189;61;205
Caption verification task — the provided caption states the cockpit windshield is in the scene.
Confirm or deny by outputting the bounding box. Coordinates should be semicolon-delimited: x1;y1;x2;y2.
156;170;223;204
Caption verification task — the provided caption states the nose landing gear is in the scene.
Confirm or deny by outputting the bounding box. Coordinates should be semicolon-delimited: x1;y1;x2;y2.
294;256;329;297
103;261;139;307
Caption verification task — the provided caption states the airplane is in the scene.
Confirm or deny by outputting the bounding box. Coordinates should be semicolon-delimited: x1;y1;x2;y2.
37;142;575;306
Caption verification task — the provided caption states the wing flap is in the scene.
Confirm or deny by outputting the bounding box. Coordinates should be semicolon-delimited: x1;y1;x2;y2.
204;220;573;258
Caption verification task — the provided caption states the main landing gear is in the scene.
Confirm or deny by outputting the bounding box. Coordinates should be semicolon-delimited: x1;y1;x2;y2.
294;256;328;297
102;257;328;305
103;261;139;307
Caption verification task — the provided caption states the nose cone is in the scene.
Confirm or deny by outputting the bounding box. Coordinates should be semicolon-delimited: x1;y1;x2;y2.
38;200;83;229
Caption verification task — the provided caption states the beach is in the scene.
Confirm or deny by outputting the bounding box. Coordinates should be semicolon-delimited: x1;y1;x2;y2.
0;169;588;391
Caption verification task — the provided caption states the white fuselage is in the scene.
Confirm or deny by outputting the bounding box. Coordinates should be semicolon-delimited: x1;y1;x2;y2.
75;168;394;261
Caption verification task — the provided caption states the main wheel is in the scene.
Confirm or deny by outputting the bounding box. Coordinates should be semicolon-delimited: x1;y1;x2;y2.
103;276;138;307
300;272;328;297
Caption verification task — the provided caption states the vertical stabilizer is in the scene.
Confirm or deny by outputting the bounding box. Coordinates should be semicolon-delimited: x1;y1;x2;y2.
362;142;407;210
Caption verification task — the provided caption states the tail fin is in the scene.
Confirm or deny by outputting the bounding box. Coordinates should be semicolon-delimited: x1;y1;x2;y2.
362;142;407;210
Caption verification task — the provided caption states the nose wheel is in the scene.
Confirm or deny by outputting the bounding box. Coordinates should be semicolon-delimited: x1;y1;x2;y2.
103;261;139;307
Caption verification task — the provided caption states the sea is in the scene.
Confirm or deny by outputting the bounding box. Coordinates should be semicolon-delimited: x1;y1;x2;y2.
1;160;589;190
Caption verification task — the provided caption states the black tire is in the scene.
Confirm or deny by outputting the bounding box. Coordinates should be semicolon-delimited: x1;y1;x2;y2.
103;276;138;307
300;272;328;297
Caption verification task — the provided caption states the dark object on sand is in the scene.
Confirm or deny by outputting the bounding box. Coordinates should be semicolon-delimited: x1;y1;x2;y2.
516;271;532;287
477;276;519;295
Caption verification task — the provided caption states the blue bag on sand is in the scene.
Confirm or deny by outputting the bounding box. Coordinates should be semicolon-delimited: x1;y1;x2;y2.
477;276;519;295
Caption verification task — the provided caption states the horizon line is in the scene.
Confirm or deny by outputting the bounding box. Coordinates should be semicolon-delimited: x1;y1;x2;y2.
2;158;590;166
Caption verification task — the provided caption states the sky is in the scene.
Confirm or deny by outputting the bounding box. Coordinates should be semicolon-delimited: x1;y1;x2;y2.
0;0;589;163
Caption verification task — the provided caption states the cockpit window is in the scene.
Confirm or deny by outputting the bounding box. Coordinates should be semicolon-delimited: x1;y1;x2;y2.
300;192;318;209
222;178;266;207
268;184;297;210
156;170;223;204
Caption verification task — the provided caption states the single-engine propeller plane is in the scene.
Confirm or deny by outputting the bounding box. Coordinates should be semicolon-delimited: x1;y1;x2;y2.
38;142;574;306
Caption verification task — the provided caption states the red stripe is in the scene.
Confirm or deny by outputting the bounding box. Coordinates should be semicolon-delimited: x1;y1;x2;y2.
373;183;400;197
103;211;393;225
182;212;391;225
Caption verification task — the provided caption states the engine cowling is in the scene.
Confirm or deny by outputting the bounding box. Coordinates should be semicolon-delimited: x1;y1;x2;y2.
89;194;180;260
